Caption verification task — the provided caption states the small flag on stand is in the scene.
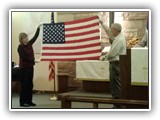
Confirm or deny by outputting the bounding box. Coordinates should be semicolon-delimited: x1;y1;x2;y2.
49;61;55;81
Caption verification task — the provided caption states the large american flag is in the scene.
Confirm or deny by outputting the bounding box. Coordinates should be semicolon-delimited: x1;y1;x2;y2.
41;16;101;61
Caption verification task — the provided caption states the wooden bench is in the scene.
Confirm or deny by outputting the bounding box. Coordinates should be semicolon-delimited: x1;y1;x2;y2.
61;95;149;108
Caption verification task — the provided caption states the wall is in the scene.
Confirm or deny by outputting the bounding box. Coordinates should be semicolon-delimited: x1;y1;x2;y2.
11;11;149;91
12;12;23;63
11;12;54;91
115;12;148;41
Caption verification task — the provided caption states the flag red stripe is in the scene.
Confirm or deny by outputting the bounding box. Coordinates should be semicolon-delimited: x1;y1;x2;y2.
49;71;54;81
66;36;100;44
41;56;100;61
42;49;100;56
49;61;55;81
65;22;99;31
65;16;98;25
42;42;100;50
65;29;99;37
49;61;54;68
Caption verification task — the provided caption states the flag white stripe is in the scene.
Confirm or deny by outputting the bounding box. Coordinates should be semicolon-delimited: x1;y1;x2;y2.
41;53;100;59
42;39;99;47
42;46;101;53
65;33;99;41
65;19;99;28
65;26;99;34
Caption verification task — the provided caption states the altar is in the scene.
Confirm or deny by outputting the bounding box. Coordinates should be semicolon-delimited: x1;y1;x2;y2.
76;60;109;81
76;60;110;93
131;48;148;86
75;48;149;99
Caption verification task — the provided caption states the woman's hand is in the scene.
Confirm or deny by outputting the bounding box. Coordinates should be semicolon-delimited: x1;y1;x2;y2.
38;23;43;28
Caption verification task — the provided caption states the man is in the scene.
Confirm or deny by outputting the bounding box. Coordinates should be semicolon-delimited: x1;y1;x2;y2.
99;15;126;108
135;16;148;47
134;29;148;47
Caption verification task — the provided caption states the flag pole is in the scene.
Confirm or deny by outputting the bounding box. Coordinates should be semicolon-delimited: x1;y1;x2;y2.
50;12;58;101
50;61;58;100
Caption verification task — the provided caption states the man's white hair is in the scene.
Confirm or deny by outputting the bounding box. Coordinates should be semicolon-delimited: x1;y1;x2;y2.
111;23;122;32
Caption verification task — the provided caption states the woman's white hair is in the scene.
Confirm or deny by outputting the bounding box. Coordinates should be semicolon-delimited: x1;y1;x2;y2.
111;23;122;32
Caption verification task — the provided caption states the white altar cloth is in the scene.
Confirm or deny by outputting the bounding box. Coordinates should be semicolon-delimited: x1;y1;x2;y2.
131;48;148;86
76;60;109;81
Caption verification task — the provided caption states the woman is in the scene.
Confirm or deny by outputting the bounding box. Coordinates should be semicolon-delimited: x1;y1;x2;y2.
17;24;42;107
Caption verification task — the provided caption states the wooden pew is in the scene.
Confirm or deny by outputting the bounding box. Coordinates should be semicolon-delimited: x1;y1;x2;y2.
61;95;149;108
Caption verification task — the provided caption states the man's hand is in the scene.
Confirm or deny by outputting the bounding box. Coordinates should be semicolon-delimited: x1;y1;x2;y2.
102;52;108;55
99;56;105;61
98;12;107;23
97;12;103;21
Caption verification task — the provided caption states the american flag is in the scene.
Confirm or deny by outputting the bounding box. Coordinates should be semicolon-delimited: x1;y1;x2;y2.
41;16;101;61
